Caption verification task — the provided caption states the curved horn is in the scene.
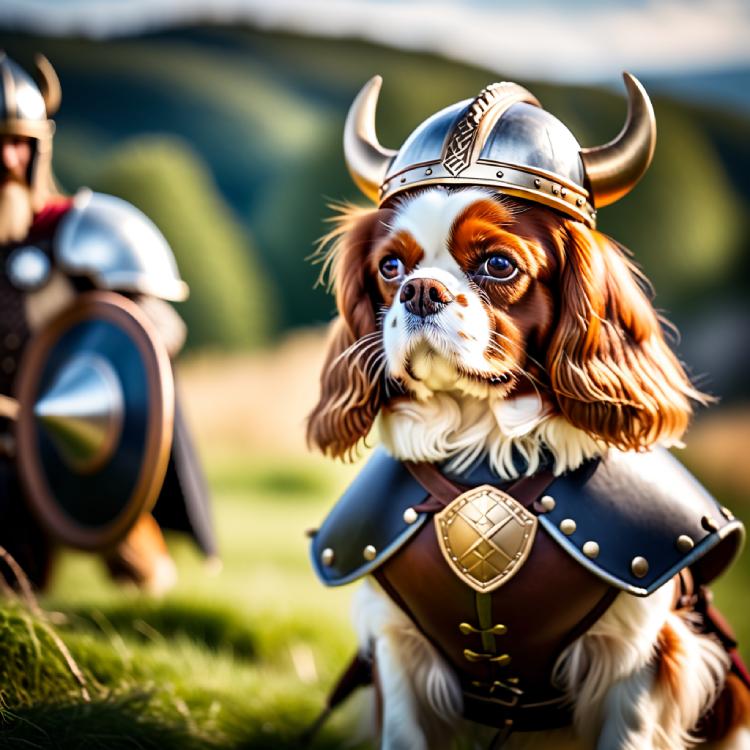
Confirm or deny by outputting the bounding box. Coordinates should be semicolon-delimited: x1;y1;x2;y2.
580;72;656;208
344;76;396;203
34;53;61;117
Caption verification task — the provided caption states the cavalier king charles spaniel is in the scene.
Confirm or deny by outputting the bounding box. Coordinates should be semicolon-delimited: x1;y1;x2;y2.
307;186;750;750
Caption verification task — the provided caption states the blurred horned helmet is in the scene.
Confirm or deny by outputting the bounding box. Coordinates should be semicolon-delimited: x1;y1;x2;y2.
0;51;61;211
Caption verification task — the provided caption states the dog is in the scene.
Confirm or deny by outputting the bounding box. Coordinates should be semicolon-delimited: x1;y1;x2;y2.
307;78;750;750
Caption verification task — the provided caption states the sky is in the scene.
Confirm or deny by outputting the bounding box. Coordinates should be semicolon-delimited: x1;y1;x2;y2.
1;0;748;84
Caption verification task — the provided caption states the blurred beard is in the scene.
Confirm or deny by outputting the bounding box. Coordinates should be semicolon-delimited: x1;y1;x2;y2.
0;180;34;244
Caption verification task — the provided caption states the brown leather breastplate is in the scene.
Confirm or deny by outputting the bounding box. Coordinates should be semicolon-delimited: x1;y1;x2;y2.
313;450;746;736
374;462;617;729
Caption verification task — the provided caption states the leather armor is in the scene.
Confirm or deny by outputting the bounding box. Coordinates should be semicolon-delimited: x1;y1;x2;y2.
311;447;744;728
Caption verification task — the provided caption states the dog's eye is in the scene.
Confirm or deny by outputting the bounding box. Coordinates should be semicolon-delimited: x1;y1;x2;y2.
379;255;405;281
477;254;518;282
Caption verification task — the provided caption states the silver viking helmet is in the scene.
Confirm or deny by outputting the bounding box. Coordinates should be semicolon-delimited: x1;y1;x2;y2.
0;51;61;210
344;74;656;227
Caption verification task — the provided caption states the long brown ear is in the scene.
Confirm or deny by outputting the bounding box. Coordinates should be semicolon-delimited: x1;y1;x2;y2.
307;207;386;459
547;220;708;451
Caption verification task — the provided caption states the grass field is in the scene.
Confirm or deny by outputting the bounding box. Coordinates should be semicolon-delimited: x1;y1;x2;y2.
2;457;371;749
29;454;366;750
0;332;748;748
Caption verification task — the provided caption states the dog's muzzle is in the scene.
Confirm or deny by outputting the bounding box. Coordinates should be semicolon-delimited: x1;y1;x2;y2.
400;277;454;318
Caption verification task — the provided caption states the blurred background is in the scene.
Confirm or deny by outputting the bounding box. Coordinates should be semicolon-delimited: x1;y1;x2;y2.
0;1;748;748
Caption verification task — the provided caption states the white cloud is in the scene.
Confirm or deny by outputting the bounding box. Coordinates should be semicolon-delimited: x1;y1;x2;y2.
1;0;748;82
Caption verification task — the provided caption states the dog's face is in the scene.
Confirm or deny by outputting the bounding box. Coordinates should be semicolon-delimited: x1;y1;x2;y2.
309;187;703;460
373;189;554;401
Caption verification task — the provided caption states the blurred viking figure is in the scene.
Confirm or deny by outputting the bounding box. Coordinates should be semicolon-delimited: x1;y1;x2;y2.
0;51;216;593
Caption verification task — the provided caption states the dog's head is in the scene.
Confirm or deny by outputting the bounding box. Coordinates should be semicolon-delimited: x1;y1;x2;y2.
308;76;705;462
308;187;705;460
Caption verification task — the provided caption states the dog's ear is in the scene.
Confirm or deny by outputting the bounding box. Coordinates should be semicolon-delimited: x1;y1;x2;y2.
307;207;387;459
546;220;707;451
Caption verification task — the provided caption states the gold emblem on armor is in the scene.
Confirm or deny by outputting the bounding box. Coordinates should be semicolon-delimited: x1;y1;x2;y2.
434;484;537;593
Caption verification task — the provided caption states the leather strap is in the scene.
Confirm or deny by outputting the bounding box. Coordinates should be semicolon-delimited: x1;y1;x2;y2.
509;471;557;509
404;460;556;513
695;586;750;690
461;689;572;732
302;651;373;746
675;568;695;609
403;461;463;505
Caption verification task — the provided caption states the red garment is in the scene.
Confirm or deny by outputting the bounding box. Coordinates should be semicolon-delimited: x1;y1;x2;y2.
29;195;74;239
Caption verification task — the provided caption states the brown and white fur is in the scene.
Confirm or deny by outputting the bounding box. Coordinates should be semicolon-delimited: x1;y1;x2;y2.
308;187;750;749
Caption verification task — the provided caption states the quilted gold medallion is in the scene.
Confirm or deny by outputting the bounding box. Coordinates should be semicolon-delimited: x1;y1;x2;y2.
434;484;537;593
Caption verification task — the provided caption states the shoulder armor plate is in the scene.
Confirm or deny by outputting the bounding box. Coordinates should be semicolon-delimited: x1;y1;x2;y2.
55;189;188;301
311;448;431;586
539;448;744;596
312;447;745;596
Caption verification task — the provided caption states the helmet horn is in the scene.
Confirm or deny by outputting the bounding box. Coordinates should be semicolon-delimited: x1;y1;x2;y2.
580;72;656;208
344;76;397;203
34;54;61;117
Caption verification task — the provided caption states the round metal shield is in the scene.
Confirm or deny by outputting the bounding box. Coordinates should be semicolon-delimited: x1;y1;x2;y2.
14;291;174;550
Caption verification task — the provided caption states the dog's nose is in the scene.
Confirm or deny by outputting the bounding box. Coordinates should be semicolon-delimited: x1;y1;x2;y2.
400;278;454;317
